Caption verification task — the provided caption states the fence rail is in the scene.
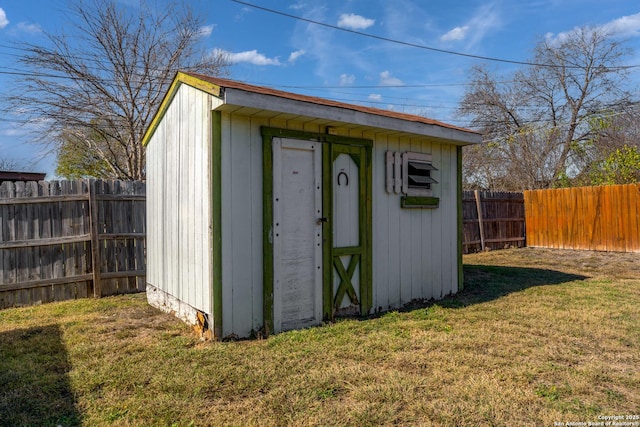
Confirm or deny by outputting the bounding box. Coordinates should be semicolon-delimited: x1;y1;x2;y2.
4;180;636;310
0;179;146;309
524;183;640;253
462;190;526;253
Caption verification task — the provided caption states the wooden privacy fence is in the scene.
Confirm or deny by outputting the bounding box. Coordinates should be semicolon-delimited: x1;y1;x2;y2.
462;190;526;253
0;179;146;309
525;183;640;253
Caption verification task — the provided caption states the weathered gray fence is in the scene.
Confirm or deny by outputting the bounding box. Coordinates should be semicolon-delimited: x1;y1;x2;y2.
462;190;526;253
0;179;146;309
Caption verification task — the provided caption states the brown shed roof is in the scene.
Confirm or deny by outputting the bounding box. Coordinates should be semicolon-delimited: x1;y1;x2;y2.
183;72;478;136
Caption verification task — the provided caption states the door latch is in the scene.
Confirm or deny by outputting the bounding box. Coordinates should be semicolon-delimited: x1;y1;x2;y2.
316;217;328;224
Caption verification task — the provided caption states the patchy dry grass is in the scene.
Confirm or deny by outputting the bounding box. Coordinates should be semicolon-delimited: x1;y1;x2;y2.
0;248;638;426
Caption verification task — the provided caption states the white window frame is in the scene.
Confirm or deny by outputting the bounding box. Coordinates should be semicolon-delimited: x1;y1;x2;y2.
386;151;439;196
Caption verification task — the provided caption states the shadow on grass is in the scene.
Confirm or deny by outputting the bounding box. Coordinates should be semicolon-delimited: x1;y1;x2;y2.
374;265;589;315
447;264;589;308
0;324;81;426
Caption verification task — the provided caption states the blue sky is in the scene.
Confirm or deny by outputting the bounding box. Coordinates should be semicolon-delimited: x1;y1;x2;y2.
1;0;640;178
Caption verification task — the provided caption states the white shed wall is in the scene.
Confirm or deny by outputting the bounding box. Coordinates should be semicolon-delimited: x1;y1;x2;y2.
146;83;220;319
217;114;460;337
370;135;459;311
219;113;265;337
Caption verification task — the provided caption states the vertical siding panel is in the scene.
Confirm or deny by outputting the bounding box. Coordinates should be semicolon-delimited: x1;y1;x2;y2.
199;92;212;313
442;144;456;295
164;100;176;299
431;143;446;298
158;119;167;289
190;89;201;307
179;87;188;302
398;137;412;305
230;115;254;336
192;89;203;305
250;119;265;331
409;138;422;302
179;88;190;305
187;88;197;307
372;134;389;312
420;139;434;301
220;112;234;336
151;120;160;287
148;116;161;287
386;135;401;310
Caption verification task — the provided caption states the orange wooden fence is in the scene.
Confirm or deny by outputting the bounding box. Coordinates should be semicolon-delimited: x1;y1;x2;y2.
524;183;640;253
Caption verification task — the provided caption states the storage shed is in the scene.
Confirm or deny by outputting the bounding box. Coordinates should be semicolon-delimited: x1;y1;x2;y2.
143;71;481;339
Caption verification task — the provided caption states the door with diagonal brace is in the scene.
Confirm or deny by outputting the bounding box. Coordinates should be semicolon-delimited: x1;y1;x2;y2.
322;142;372;319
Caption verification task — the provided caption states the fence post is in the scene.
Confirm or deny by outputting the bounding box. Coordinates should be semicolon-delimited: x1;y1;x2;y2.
88;179;102;297
474;190;486;251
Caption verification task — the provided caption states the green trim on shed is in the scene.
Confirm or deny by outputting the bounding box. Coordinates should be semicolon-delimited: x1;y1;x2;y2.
457;146;464;292
322;142;333;320
261;129;275;335
211;111;223;339
400;196;440;208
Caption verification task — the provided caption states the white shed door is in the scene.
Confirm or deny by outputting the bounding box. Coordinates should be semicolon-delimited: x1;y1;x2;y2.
272;138;323;332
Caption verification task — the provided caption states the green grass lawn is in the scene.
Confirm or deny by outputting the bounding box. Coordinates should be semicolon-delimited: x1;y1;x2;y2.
1;248;638;426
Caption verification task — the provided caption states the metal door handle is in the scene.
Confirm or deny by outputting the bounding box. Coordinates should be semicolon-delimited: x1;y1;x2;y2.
317;217;327;224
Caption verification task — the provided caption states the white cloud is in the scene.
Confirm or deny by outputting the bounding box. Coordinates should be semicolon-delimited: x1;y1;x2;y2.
603;12;640;37
339;73;355;86
16;22;42;34
548;12;640;45
440;26;469;42
289;3;306;11
1;128;27;137
0;8;9;29
288;49;306;63
196;25;214;38
337;13;375;30
379;70;403;86
368;94;382;101
214;49;281;66
439;3;500;47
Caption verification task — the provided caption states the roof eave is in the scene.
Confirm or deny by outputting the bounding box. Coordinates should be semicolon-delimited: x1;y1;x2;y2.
218;87;481;146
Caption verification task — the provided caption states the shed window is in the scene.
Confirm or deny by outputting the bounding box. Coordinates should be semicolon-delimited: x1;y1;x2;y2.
401;152;438;196
407;161;437;189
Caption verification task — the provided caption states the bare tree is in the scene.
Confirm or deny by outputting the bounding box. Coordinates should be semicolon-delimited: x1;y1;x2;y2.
0;158;20;171
458;27;633;190
7;0;228;180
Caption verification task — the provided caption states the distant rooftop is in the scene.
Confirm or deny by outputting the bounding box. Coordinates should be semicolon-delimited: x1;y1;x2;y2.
0;171;47;182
